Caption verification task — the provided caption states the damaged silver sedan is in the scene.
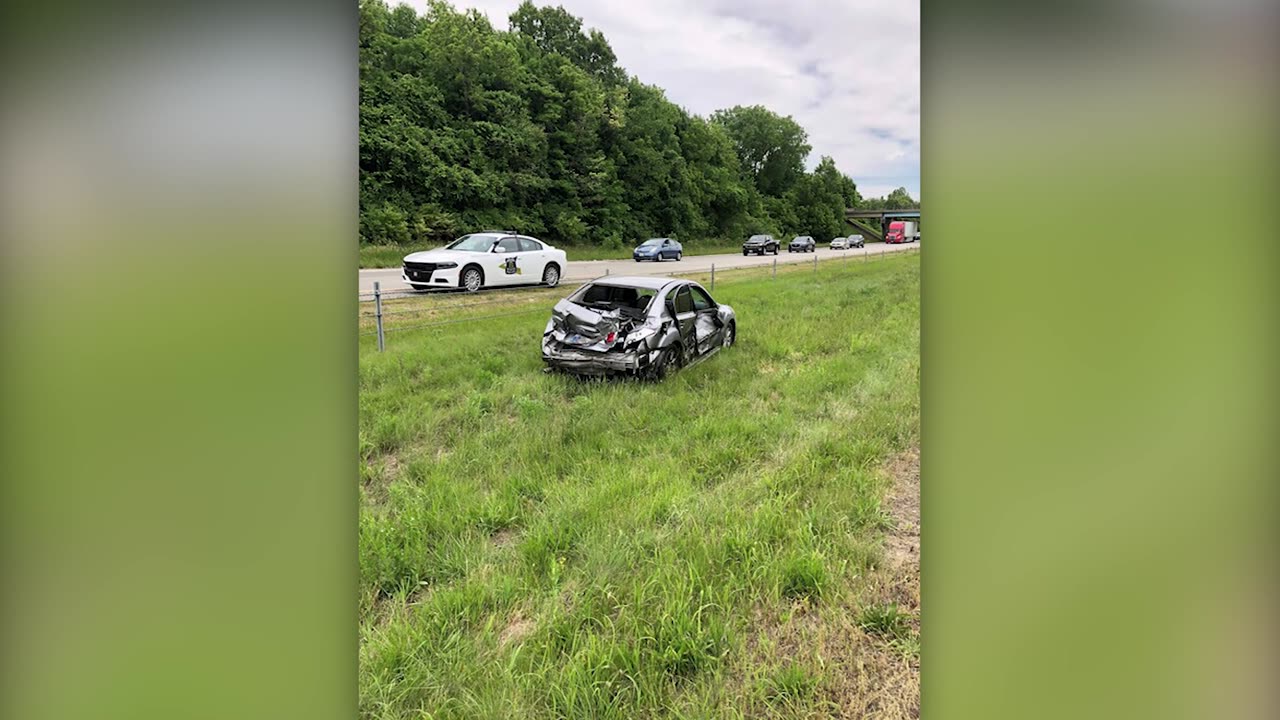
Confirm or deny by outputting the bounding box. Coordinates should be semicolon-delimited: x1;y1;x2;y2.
542;276;737;379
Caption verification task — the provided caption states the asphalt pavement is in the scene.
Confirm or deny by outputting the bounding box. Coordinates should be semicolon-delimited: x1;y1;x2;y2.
358;242;918;295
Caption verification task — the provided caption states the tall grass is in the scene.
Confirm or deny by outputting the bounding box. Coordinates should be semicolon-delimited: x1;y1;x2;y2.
359;254;920;718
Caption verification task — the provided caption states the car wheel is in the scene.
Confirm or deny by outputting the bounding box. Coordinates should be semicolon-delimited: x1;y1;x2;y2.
542;263;560;287
676;251;682;261
461;266;483;293
649;345;680;380
723;321;736;347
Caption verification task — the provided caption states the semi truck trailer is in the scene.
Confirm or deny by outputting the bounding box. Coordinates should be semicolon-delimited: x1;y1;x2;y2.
885;220;919;244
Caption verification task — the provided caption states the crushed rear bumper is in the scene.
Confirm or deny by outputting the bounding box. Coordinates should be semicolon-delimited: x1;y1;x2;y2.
542;345;650;376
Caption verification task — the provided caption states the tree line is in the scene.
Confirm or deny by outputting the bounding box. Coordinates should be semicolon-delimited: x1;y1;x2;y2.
359;0;918;248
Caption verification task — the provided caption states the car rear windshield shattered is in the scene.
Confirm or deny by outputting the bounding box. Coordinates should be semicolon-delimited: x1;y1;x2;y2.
573;284;656;319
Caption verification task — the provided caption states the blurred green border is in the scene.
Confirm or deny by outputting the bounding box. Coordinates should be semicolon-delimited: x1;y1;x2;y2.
922;4;1278;719
2;2;1275;719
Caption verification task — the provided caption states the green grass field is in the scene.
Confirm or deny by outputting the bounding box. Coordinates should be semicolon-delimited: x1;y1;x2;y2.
361;240;764;268
359;253;920;718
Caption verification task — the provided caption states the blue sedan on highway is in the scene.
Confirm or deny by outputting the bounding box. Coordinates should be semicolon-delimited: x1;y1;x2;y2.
633;237;683;262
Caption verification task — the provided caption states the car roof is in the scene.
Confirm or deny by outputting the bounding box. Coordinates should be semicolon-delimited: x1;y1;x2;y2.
589;276;680;290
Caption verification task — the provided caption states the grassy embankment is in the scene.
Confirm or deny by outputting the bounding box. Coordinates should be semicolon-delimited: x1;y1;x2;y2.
359;252;920;719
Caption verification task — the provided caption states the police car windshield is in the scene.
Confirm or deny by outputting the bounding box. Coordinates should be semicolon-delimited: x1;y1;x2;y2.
446;234;500;252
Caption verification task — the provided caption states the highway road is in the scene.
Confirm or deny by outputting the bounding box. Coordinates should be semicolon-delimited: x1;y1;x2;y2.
358;241;918;295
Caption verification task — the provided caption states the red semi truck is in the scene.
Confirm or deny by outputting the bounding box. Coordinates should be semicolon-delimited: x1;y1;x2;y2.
885;221;919;244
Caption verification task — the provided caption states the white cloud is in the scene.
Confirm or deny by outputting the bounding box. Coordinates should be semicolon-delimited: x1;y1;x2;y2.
399;0;919;200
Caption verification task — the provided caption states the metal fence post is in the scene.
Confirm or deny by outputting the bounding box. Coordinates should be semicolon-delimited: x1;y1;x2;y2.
773;257;777;279
374;281;385;352
813;253;818;275
710;263;715;291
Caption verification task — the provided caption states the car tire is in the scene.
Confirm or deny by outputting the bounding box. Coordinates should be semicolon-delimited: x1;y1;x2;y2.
724;320;736;347
676;251;682;261
542;262;561;287
649;345;680;381
460;265;484;293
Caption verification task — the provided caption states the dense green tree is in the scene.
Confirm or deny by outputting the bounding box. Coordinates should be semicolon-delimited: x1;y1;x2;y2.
785;156;853;240
508;1;625;87
885;186;919;209
710;105;812;197
358;0;872;248
857;186;918;212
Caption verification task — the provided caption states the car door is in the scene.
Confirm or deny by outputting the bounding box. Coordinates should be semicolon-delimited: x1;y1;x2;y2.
490;236;525;286
688;285;723;355
669;284;697;363
661;238;674;259
518;236;548;284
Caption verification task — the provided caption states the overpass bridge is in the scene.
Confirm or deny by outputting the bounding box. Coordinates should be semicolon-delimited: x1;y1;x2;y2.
844;209;921;243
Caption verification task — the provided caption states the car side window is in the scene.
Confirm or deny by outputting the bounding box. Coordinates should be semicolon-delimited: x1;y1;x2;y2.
689;286;714;311
518;238;542;252
495;237;521;253
674;286;694;314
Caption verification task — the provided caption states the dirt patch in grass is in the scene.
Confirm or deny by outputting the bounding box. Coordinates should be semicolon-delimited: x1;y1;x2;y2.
499;610;536;648
726;446;922;718
822;635;920;719
492;527;518;548
729;599;919;719
879;446;920;614
361;452;402;508
841;444;920;716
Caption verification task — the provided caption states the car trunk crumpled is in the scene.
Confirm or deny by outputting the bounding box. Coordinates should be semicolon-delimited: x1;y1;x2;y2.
544;299;646;352
542;298;668;377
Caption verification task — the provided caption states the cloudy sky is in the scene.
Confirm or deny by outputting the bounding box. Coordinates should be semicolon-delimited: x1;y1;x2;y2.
401;0;919;200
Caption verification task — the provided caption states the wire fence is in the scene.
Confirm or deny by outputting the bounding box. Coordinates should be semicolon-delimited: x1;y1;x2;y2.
358;243;921;351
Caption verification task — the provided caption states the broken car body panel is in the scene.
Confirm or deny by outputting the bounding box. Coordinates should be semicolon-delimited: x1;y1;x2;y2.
542;277;736;377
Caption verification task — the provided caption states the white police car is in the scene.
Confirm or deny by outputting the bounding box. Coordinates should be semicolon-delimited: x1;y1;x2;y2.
402;232;568;293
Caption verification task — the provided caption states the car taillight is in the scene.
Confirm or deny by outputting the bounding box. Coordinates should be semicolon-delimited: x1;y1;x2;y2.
606;331;617;344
